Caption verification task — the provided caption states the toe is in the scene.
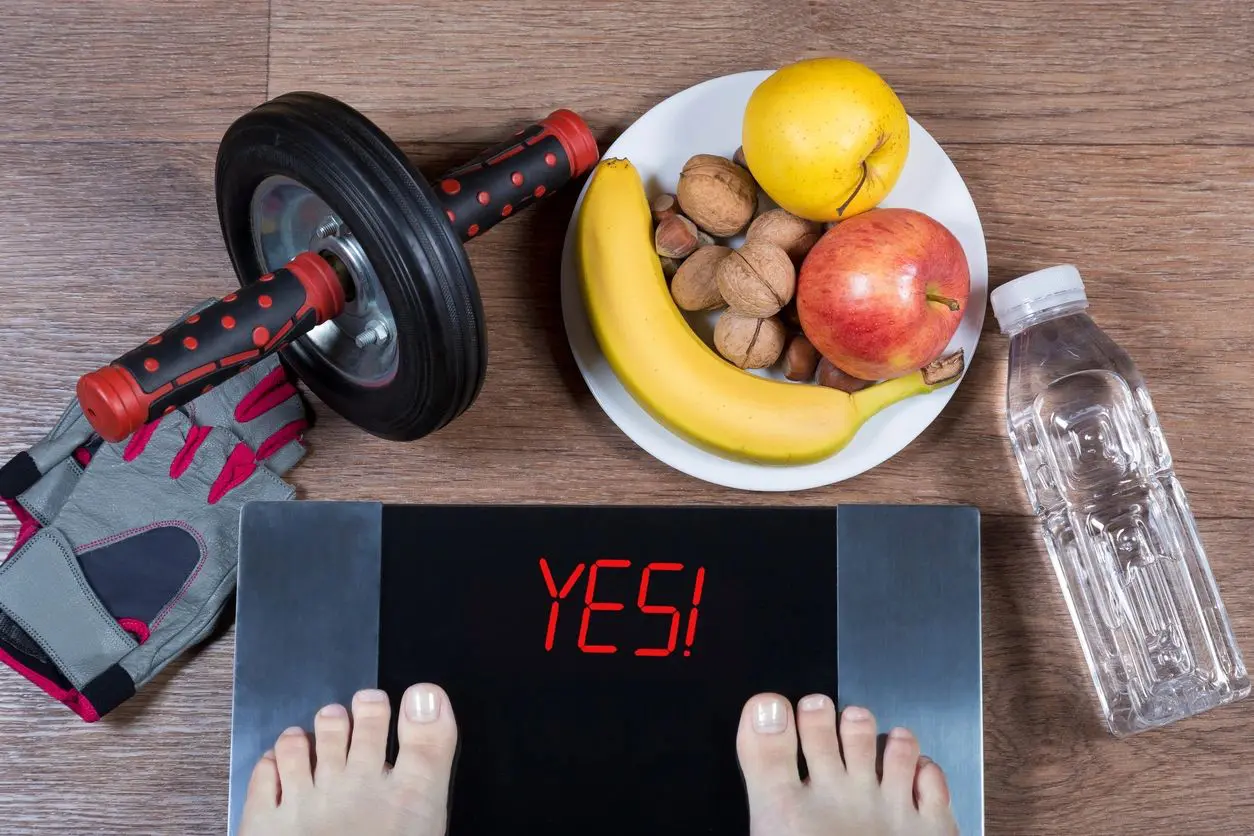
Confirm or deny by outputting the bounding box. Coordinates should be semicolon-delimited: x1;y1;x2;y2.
915;756;953;816
794;694;843;787
736;693;801;799
346;689;393;774
240;750;279;822
313;703;351;782
838;705;879;781
393;683;458;804
881;727;922;806
273;728;314;798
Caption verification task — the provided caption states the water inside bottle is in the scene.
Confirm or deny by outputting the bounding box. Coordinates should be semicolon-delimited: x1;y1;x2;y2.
1009;365;1249;734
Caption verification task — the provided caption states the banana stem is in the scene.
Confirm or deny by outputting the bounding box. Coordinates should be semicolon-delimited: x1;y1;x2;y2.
850;350;966;418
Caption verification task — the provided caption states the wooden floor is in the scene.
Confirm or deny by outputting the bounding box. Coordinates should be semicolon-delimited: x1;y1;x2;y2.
3;1;1253;833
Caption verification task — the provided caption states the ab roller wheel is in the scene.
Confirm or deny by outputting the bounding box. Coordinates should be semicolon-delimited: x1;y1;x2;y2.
78;92;599;443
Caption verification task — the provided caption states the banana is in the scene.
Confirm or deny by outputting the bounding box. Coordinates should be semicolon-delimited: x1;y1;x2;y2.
576;158;963;465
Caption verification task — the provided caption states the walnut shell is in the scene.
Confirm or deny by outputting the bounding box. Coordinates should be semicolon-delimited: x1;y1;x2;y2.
746;209;822;265
670;245;730;311
676;154;757;236
714;312;787;369
716;240;796;317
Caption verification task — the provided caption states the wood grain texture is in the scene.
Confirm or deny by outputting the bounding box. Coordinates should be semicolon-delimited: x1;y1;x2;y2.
3;2;1254;834
804;0;1254;146
268;0;813;144
0;0;268;141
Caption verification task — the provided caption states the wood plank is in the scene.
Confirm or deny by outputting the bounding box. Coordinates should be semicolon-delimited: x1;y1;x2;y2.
262;143;1252;520
804;0;1254;146
271;0;1254;147
0;639;234;835
268;0;813;145
0;0;268;141
3;517;1251;834
980;515;1254;835
3;143;1253;537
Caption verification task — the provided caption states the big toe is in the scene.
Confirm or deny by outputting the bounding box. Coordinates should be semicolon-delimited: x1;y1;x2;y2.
392;684;458;819
736;693;801;802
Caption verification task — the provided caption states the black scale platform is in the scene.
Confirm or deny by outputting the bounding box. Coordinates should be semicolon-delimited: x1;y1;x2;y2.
228;502;983;835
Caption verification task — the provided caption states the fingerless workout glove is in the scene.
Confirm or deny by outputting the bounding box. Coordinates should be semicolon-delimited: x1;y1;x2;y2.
0;356;308;721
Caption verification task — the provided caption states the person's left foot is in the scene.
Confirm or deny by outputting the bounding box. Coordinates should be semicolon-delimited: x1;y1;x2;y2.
239;684;457;836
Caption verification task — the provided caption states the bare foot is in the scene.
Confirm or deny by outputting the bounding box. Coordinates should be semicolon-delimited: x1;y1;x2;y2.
239;684;457;836
737;693;958;836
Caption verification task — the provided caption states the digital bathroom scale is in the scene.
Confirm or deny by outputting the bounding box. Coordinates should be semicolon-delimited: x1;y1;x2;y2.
227;502;983;835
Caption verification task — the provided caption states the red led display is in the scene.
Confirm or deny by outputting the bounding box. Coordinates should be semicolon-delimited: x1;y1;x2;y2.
540;559;705;657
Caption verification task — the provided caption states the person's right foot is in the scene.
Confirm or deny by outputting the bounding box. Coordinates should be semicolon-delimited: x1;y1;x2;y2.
736;693;958;836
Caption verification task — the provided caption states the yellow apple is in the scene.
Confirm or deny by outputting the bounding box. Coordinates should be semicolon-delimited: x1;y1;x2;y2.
742;58;909;222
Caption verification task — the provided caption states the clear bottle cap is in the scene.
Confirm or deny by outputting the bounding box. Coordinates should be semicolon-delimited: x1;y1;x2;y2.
991;264;1088;333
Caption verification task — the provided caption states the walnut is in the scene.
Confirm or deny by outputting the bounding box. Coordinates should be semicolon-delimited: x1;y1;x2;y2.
746;209;822;265
670;245;730;311
715;240;795;317
676;154;757;236
714;313;787;369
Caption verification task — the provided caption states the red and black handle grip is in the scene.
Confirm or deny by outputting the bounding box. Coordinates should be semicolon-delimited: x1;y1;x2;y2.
436;109;598;242
76;110;599;443
77;252;344;443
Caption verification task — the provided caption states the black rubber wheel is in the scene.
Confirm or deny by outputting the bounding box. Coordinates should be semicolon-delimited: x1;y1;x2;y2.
215;92;487;441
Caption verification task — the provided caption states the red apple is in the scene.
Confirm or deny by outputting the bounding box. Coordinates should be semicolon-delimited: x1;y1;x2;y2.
797;208;969;380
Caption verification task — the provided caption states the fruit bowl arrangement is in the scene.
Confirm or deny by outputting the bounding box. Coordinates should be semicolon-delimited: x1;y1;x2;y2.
560;61;988;491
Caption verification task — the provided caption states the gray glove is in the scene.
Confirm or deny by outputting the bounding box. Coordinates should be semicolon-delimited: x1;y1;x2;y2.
0;356;308;721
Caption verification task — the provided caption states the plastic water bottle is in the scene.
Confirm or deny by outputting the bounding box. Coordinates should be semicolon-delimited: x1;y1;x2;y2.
992;265;1249;736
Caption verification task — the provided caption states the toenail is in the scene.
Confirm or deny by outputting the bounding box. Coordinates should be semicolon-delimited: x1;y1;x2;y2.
262;750;276;761
356;689;389;703
798;694;829;712
919;755;933;765
318;703;348;718
842;705;872;721
281;726;305;737
889;727;913;740
405;684;442;723
753;697;788;734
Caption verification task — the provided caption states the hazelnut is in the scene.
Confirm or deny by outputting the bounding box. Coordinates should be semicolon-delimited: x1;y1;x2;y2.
659;255;681;279
783;334;820;381
670;245;730;311
695;227;716;248
715;240;796;317
732;146;749;170
714;312;787;369
655;214;699;259
746;209;822;266
816;357;873;392
651;193;678;224
676;154;757;236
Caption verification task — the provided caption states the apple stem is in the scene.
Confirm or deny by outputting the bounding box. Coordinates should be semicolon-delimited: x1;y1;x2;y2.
927;293;961;311
836;162;868;217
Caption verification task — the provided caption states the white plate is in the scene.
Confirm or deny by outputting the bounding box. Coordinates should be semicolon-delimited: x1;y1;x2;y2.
560;70;988;492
